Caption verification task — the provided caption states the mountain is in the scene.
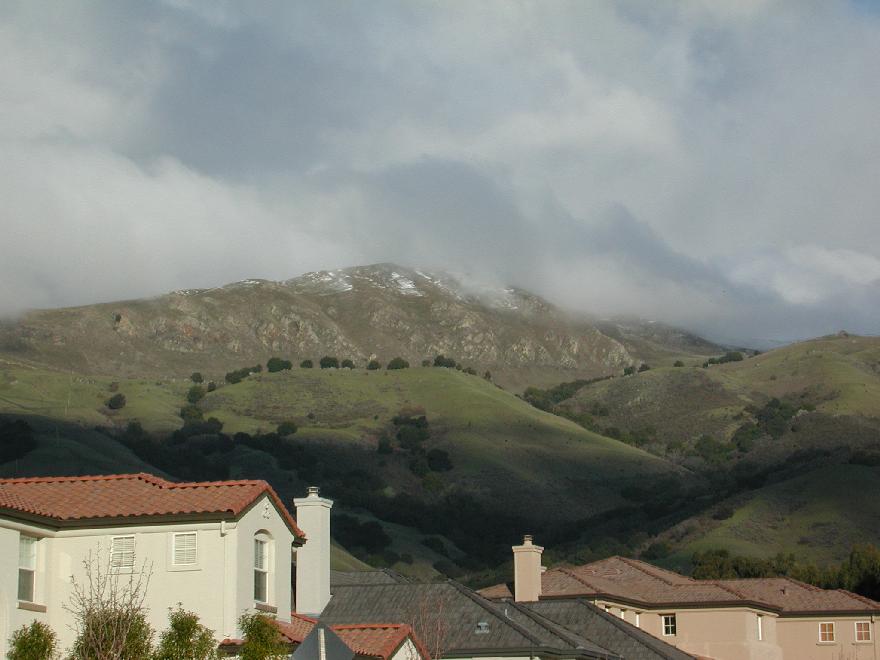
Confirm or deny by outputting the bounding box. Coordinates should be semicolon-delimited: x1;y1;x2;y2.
0;263;722;390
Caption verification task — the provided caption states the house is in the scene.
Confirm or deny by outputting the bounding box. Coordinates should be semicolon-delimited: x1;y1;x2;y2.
0;472;306;655
479;536;880;660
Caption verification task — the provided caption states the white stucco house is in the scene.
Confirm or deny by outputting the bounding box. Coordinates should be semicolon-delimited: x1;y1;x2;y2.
0;472;316;655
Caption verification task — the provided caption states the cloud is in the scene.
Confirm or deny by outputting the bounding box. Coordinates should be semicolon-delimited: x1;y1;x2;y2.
1;0;878;344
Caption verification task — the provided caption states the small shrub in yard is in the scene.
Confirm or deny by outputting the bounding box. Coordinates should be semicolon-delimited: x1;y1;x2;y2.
238;613;288;660
154;605;218;660
106;393;127;410
7;620;58;660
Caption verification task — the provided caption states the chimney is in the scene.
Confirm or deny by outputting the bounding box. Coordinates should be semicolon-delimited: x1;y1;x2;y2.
294;486;333;616
513;534;544;602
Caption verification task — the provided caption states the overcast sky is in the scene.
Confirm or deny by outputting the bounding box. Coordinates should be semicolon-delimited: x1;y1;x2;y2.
1;1;878;345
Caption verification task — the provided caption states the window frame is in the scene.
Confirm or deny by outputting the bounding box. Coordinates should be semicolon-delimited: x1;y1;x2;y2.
757;614;763;641
855;621;871;643
18;535;37;603
818;621;835;643
110;535;136;573
253;536;270;603
171;532;198;567
662;614;677;637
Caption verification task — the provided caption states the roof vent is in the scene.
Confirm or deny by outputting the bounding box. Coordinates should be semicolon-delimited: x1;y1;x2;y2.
475;621;490;634
308;486;320;496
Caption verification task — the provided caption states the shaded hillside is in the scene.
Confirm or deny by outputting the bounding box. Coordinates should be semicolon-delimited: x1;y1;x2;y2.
0;264;721;389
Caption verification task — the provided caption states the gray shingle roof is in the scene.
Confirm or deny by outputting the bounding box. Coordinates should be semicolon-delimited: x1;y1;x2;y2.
522;600;696;660
319;581;620;659
330;570;410;586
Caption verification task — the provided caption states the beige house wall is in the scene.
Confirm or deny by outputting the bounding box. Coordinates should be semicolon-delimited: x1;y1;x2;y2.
598;599;877;660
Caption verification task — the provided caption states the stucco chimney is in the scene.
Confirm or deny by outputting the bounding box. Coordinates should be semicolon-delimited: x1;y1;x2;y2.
294;486;333;616
513;534;544;602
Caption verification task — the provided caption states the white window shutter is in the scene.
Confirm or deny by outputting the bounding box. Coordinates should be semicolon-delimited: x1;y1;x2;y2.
173;533;197;565
111;536;135;569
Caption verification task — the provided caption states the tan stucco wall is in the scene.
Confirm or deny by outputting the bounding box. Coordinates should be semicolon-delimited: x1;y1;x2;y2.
0;495;295;657
776;617;877;660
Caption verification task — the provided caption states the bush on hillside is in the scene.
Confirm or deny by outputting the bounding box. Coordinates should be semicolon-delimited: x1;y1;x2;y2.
277;421;297;436
180;405;203;423
427;448;453;471
190;372;204;384
0;418;38;464
187;385;206;404
377;436;393;454
320;356;339;369
387;357;409;370
266;357;293;373
623;366;636;376
225;365;260;384
341;359;355;369
673;360;685;367
106;393;127;410
7;621;58;660
367;360;382;370
300;359;314;369
206;381;217;393
333;515;392;554
703;351;745;368
433;355;457;368
421;359;431;367
638;363;651;372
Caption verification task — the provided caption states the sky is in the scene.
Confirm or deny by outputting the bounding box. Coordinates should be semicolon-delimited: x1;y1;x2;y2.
1;1;878;346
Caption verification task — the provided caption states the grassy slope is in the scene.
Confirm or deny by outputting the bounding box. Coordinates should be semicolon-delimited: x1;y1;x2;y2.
658;464;880;569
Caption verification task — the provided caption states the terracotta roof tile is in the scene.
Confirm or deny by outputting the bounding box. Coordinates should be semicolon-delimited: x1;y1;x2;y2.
0;473;304;538
276;615;429;660
482;556;880;615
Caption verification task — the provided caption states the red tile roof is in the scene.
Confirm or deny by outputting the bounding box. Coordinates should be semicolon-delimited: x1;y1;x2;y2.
0;473;304;538
274;614;430;660
480;556;880;615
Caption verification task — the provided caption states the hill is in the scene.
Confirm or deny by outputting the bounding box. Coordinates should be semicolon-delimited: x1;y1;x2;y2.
0;263;722;390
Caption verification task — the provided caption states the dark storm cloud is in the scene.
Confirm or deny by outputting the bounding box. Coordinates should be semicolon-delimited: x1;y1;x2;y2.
1;0;879;345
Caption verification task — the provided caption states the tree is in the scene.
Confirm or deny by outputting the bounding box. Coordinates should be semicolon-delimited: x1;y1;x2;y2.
187;385;206;404
190;372;203;384
433;355;456;368
638;363;651;372
427;448;453;472
300;359;313;369
623;366;635;376
154;605;218;660
341;359;355;369
319;356;339;369
673;360;685;367
367;360;382;370
266;357;292;373
180;405;203;423
7;621;58;660
66;549;154;660
377;436;393;454
106;393;127;410
421;359;431;367
277;421;297;436
206;381;217;393
0;418;38;464
387;357;409;370
483;371;492;381
238;613;288;660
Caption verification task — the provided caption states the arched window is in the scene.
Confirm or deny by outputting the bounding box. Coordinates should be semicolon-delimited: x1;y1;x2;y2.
253;531;272;603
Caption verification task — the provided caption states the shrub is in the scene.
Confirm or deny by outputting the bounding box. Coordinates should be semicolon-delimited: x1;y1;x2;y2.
277;421;298;436
180;405;203;423
427;448;453;471
387;357;409;370
300;359;314;368
154;605;218;660
483;370;492;380
0;418;38;464
106;393;127;410
377;436;393;454
462;366;477;375
638;363;651;372
7;620;58;660
266;357;293;373
409;457;430;477
673;360;685;367
367;360;382;370
319;356;339;369
187;385;205;404
421;359;431;367
433;355;457;368
421;536;448;556
341;359;355;369
190;372;203;383
623;366;635;376
642;542;671;560
238;613;288;660
206;381;217;393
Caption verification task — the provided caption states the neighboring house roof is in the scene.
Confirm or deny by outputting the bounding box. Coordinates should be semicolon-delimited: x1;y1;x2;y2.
223;615;431;660
331;569;411;586
0;473;305;538
317;580;627;659
520;599;697;660
479;556;880;615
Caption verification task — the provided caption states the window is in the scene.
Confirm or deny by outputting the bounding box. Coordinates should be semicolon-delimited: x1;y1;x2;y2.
662;614;677;637
855;621;871;642
254;537;269;603
635;612;640;629
18;536;36;602
172;532;197;566
819;622;835;643
757;615;763;641
110;535;135;571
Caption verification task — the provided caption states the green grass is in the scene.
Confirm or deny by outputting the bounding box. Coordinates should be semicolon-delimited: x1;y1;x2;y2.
658;464;880;569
